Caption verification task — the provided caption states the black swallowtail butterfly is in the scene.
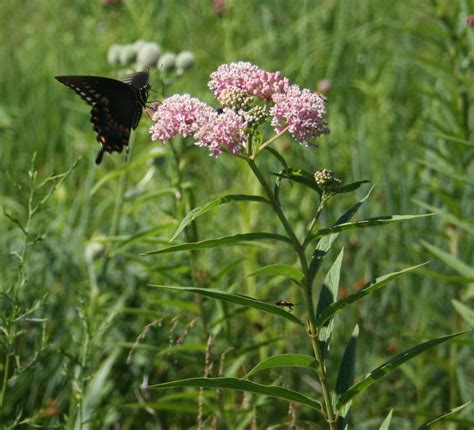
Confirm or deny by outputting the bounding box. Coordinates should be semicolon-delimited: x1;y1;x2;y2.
55;71;150;164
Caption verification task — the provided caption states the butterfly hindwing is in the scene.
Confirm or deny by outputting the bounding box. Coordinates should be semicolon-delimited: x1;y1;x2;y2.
55;72;149;164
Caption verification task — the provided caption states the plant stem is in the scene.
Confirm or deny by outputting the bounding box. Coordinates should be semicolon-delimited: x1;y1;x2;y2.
247;158;336;428
170;140;209;342
254;125;290;155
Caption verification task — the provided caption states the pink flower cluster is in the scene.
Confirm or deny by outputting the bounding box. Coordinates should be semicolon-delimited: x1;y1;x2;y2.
149;95;247;156
271;84;329;143
149;62;329;156
209;62;290;100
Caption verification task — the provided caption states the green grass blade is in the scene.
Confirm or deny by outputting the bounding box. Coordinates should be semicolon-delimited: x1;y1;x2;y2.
379;409;393;429
315;263;428;327
417;402;471;429
336;331;469;409
421;240;474;280
147;377;323;413
244;353;317;378
142;232;292;255
247;264;305;284
91;150;170;195
452;300;474;327
148;285;304;326
171;194;269;241
413;199;474;235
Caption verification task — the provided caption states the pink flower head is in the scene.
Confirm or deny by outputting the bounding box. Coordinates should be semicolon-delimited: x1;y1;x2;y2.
467;16;474;27
271;84;329;143
149;94;214;142
194;108;247;156
209;62;290;100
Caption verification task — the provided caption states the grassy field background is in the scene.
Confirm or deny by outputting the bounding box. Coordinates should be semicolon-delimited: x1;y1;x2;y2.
1;0;473;428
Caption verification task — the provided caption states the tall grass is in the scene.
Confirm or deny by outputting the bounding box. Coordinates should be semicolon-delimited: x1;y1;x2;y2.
0;0;473;428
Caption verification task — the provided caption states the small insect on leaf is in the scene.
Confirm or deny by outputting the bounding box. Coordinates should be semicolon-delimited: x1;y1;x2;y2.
55;71;150;164
275;300;295;312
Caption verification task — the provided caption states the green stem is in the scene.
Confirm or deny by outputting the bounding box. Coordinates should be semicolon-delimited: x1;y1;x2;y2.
247;158;336;428
170;140;209;341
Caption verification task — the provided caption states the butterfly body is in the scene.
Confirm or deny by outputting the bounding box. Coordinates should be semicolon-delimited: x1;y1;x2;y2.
55;72;150;164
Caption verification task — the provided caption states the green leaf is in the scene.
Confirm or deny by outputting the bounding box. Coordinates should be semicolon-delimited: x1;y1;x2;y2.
247;264;304;284
273;168;321;194
417;159;474;185
337;180;371;194
316;248;344;359
315;263;428;327
413;199;474;235
244;354;316;378
307;186;373;280
421;240;474;280
336;331;469;409
171;194;269;241
452;300;474;327
335;325;359;429
308;214;433;243
147;377;323;413
148;285;304;326
379;410;393;430
264;146;289;170
335;325;359;395
142;232;292;255
417;402;471;429
108;224;175;255
91;150;170;195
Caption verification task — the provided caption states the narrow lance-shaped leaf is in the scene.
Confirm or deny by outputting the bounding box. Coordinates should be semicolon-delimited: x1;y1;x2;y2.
244;354;317;378
316;248;344;360
148;285;304;326
379;410;393;430
308;186;373;281
171;194;269;241
336;331;469;409
335;325;359;429
336;180;371;194
142;232;292;255
315;263;428;328
307;214;434;244
272;168;322;194
247;264;305;285
417;401;472;429
147;377;323;413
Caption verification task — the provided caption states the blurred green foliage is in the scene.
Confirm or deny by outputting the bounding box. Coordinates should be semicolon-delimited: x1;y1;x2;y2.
0;0;473;428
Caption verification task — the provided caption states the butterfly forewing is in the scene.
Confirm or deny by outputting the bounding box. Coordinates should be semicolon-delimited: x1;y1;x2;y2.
55;72;149;164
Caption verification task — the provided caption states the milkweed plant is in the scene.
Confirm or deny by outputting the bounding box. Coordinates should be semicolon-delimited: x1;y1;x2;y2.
143;62;469;428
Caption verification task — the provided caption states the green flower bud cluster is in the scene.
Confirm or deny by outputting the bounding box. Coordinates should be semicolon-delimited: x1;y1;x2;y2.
217;88;252;110
314;169;341;191
245;105;268;126
107;41;194;75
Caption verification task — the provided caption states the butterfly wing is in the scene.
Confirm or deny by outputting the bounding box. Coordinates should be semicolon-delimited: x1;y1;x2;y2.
55;72;149;164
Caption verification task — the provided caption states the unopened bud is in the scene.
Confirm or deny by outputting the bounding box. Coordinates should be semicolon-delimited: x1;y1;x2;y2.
314;169;341;191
